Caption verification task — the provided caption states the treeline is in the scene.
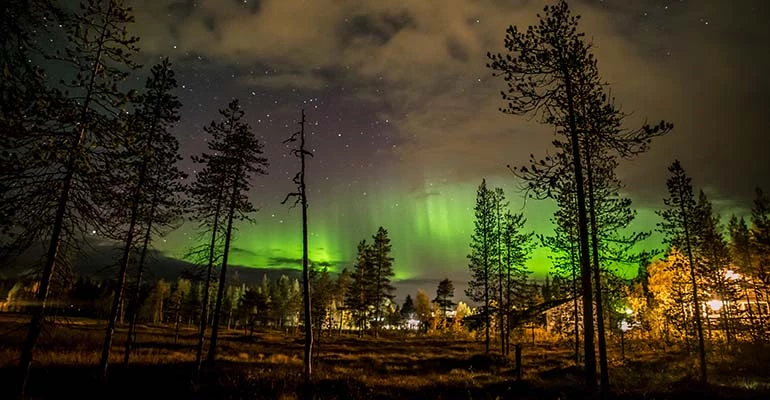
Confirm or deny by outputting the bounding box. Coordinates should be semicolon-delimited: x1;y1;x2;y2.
630;175;770;373
0;0;308;393
484;1;767;393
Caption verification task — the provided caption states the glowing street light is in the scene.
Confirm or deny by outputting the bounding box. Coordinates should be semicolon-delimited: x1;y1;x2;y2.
707;299;724;312
619;320;630;360
725;270;741;281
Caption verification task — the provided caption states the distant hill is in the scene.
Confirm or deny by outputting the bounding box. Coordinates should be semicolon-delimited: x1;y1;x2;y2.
1;242;472;305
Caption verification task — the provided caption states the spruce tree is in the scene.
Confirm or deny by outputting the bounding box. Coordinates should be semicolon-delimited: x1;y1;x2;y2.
434;278;456;321
401;294;416;320
657;160;707;382
369;227;395;337
466;179;496;353
502;210;533;355
345;240;371;335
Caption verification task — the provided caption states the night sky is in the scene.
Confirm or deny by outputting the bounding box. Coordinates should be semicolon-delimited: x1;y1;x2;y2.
117;0;768;297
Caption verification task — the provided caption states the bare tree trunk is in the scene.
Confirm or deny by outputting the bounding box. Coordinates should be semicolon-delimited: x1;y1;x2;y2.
207;168;240;364
298;110;314;383
195;193;223;373
100;158;147;380
18;166;73;396
569;229;580;366
123;216;154;366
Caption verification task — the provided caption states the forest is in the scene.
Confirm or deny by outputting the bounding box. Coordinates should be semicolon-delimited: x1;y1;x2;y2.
1;1;769;399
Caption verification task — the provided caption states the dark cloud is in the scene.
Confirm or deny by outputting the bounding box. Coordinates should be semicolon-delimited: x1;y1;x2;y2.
119;0;769;281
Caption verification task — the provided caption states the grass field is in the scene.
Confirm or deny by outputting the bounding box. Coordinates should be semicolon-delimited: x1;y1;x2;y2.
1;314;769;399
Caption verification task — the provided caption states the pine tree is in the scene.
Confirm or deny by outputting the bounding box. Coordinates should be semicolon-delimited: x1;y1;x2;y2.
729;215;765;338
14;0;140;393
203;99;268;364
502;211;533;355
657;160;707;382
345;240;371;335
369;227;395;337
120;58;186;368
487;2;598;381
189;145;227;372
434;278;456;322
95;59;185;377
694;191;738;343
401;294;416;320
465;179;496;353
488;2;671;389
334;268;351;334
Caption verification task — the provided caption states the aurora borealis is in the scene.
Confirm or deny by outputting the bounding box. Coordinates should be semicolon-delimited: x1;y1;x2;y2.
123;0;769;299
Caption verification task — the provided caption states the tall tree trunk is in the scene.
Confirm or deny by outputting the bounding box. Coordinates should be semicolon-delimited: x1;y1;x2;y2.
505;247;512;357
18;164;74;396
99;150;149;380
569;228;580;366
584;139;609;392
497;201;505;355
679;184;708;383
195;192;223;372
298;110;313;383
207;189;238;365
207;171;239;364
123;215;154;366
484;253;490;354
561;62;596;390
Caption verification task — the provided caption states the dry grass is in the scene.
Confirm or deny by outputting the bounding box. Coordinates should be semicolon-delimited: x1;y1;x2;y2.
0;314;769;399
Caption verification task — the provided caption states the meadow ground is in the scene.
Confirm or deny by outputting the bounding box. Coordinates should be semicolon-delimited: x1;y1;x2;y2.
1;314;769;399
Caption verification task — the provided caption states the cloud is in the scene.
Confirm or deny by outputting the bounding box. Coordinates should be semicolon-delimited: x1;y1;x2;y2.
131;0;770;232
240;71;328;90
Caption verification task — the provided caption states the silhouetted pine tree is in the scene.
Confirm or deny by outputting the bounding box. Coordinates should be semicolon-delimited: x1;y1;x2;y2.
118;58;186;368
434;278;456;322
189;145;227;373
205;99;268;364
401;294;416;319
502;210;533;355
345;240;372;335
487;2;598;382
693;191;737;343
466;179;496;353
13;0;139;394
657;160;707;382
369;227;395;337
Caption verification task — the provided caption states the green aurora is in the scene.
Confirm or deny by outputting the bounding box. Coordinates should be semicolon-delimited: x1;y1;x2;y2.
159;176;664;282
